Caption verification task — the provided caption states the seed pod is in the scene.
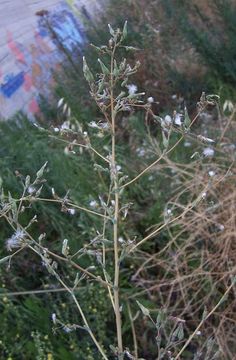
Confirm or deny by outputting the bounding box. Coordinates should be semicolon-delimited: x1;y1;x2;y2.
108;23;115;37
122;21;128;40
184;106;191;128
98;58;110;75
36;162;48;179
83;57;94;83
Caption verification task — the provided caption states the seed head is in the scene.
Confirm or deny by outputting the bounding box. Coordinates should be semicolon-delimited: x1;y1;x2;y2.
6;230;26;251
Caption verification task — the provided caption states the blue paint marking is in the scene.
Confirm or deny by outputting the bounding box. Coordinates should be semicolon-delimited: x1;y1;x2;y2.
38;8;86;53
52;11;84;50
38;28;48;38
0;72;24;98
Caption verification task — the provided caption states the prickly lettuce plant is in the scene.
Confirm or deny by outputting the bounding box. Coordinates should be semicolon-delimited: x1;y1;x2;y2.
0;24;225;359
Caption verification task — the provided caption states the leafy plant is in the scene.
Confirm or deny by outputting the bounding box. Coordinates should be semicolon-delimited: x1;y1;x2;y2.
1;22;235;360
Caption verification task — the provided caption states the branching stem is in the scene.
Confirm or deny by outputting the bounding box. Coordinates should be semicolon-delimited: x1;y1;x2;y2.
110;43;123;353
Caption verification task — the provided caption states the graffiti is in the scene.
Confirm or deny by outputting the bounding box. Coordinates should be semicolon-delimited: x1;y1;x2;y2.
0;72;25;98
0;32;55;115
38;8;85;52
0;2;86;118
29;98;40;114
24;73;33;92
7;31;26;64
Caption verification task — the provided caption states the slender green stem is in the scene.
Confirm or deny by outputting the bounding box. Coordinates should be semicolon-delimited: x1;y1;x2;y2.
49;135;110;163
0;287;83;297
110;44;123;353
127;301;138;359
20;197;110;220
102;187;115;310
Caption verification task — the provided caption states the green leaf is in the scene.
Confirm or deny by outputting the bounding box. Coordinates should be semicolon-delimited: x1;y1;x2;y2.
123;46;139;51
36;162;48;179
83;57;94;83
25;175;31;188
156;310;166;329
121;78;128;87
73;272;80;288
108;24;115;37
98;59;110;75
153;114;162;125
119;247;127;264
162;131;169;149
113;60;120;77
94;164;109;173
122;21;128;40
98;78;105;93
8;192;17;221
103;269;112;283
202;307;208;320
178;323;184;341
109;345;118;355
62;239;69;257
172;323;184;342
184;106;191;128
136;300;150;317
35;185;43;198
116;91;126;100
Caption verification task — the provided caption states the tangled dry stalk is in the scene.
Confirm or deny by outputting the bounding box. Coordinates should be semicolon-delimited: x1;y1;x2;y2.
129;109;236;359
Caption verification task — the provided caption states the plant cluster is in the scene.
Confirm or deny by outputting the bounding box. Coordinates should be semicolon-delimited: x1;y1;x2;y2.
0;20;236;360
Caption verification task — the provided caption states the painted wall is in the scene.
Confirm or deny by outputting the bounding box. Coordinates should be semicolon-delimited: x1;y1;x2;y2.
0;0;104;119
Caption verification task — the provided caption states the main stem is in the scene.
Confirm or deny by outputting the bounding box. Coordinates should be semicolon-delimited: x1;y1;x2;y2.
110;46;123;353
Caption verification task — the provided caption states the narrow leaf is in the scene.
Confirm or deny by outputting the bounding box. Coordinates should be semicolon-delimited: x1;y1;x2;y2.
98;58;110;75
184;106;191;128
25;175;31;188
62;239;69;257
108;24;115;37
136;301;150;317
122;21;128;39
83;57;94;83
36;162;48;179
162;131;169;149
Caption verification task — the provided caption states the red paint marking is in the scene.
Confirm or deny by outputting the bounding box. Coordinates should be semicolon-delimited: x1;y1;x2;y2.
24;73;33;91
29;98;39;114
7;31;26;64
34;31;51;53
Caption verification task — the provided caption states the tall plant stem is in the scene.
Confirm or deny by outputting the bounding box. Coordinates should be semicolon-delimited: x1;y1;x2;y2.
110;45;123;354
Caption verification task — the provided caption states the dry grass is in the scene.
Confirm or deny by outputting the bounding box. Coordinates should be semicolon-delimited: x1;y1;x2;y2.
128;109;236;359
